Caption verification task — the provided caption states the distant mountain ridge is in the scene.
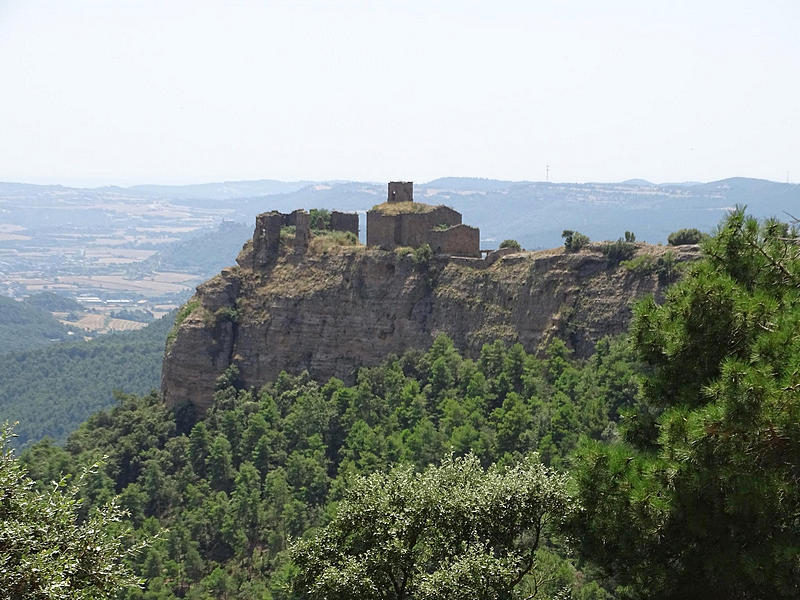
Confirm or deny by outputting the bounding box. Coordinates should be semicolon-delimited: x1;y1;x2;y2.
2;176;798;251
127;179;313;201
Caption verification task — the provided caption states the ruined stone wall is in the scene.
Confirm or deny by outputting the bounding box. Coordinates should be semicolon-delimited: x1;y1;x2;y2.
252;211;283;268
367;205;464;250
293;209;309;251
427;224;480;257
398;206;461;247
249;209;311;266
331;211;359;236
366;211;399;249
388;181;413;203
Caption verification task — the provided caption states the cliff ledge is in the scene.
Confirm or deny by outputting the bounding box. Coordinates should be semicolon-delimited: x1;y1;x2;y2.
161;238;698;412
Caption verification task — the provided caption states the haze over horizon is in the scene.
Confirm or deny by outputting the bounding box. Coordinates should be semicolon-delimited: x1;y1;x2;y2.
1;1;798;187
2;174;797;192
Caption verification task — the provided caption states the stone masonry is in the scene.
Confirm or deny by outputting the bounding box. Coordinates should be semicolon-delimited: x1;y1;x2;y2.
366;182;480;257
252;211;283;267
248;208;358;268
428;224;481;257
330;211;359;236
249;182;478;271
388;181;413;203
292;209;309;251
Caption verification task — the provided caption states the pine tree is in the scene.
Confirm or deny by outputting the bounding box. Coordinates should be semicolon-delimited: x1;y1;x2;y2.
571;209;800;599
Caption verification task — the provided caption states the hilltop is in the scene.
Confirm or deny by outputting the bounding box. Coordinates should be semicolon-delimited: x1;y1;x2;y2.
162;204;699;412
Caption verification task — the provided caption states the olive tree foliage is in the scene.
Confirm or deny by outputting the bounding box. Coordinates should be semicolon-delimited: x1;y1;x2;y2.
291;453;575;600
571;209;800;599
0;424;144;600
561;230;589;252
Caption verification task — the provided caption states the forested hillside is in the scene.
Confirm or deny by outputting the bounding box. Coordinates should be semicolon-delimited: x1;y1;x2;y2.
24;332;636;598
0;314;172;447
145;221;252;275
17;209;800;599
0;294;76;352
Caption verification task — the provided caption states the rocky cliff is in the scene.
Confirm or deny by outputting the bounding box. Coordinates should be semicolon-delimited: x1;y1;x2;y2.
161;239;699;412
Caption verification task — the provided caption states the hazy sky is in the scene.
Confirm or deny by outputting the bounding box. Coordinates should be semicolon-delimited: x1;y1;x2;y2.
1;0;798;186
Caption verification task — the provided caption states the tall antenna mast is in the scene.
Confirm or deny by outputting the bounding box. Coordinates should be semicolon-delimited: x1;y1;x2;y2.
546;164;550;182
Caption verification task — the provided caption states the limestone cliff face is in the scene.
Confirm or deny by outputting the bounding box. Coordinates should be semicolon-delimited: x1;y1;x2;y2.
161;243;699;412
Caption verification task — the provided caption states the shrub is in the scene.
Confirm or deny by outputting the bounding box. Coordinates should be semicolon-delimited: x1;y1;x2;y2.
667;227;707;246
625;231;636;242
279;225;295;245
309;208;331;231
0;425;146;598
499;239;522;251
621;251;678;284
413;243;433;265
562;230;590;252
211;306;239;326
394;246;415;259
291;454;574;600
600;238;637;265
621;254;657;274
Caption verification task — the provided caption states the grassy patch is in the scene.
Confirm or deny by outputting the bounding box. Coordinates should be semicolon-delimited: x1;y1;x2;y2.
309;230;360;254
370;201;439;215
280;225;296;245
621;251;678;284
203;305;240;328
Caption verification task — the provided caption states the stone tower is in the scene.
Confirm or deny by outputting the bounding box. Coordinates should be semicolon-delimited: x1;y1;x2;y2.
387;181;413;203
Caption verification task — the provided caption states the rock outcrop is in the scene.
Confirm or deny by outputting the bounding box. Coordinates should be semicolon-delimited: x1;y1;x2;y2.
161;239;699;412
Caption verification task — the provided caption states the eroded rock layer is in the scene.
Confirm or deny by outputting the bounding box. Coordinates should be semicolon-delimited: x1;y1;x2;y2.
161;243;698;412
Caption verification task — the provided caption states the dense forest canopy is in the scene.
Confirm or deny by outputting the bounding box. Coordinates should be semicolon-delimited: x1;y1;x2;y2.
23;329;635;598
0;314;172;447
12;209;800;599
0;294;77;352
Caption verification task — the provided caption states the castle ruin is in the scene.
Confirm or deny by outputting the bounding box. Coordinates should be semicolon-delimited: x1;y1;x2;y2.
366;182;480;257
245;181;481;269
245;208;359;269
